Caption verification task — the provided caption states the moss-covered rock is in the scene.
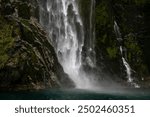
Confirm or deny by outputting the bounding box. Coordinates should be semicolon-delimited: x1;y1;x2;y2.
0;17;14;68
95;0;150;86
95;0;122;81
0;0;74;90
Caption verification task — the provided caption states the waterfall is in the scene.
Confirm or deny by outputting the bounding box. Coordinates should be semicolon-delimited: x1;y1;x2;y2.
114;21;140;88
86;0;96;68
39;0;96;89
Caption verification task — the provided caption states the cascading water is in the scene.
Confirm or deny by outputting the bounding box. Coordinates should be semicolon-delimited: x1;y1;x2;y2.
114;21;140;88
39;0;96;89
86;0;96;68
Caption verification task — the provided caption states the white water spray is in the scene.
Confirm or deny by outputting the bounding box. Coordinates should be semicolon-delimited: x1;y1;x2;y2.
39;0;96;89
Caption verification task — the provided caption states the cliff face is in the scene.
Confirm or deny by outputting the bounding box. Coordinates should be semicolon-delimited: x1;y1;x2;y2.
95;0;150;87
71;0;150;87
1;0;150;90
0;0;74;90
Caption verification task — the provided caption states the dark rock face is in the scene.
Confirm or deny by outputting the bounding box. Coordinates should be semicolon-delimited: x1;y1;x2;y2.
95;0;150;87
0;0;74;90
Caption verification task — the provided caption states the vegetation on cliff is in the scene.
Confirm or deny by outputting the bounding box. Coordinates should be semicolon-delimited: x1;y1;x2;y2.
0;0;74;90
95;0;150;87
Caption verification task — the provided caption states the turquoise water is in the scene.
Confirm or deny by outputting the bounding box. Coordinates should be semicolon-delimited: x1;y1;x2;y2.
0;88;150;100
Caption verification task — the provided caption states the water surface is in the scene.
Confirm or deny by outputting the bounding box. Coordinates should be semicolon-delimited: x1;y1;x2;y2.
0;88;150;100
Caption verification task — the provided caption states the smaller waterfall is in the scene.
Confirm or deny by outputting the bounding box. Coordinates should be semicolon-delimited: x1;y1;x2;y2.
87;0;96;68
114;21;140;88
86;0;96;68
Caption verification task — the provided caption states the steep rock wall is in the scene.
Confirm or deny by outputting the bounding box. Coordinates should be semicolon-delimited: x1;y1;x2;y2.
95;0;150;87
0;0;74;90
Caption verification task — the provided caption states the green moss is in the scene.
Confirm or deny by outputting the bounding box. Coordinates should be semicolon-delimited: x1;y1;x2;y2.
134;0;148;5
0;18;14;68
125;34;142;56
95;0;121;68
107;47;117;59
123;33;149;76
96;3;109;26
